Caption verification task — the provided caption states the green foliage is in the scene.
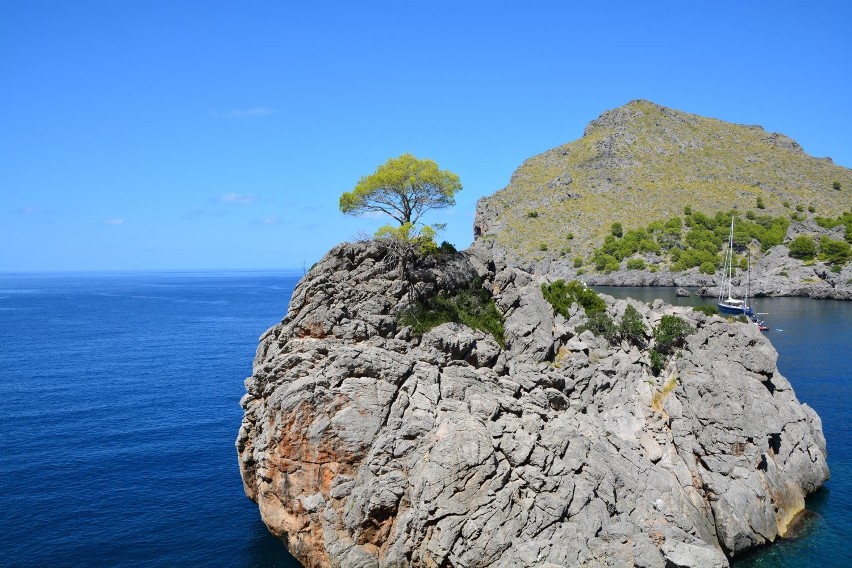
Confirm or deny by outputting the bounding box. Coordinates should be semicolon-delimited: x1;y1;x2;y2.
375;222;440;255
590;208;793;274
437;241;457;255
831;265;842;273
340;153;462;225
834;181;842;191
683;206;692;216
649;349;665;376
788;235;816;260
756;196;766;209
541;279;606;318
527;210;539;218
808;205;816;213
611;222;623;238
566;232;574;240
699;260;717;275
814;210;852;243
620;304;646;346
819;236;851;265
626;258;646;270
796;204;805;212
539;243;548;251
653;315;694;356
692;305;719;316
745;210;756;220
594;252;620;273
398;278;504;345
578;312;619;343
573;256;584;268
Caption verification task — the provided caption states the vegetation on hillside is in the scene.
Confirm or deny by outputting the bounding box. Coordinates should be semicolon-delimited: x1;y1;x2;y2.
588;209;793;274
478;100;852;262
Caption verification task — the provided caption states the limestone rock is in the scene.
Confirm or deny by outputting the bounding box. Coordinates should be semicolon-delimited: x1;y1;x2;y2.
237;240;829;568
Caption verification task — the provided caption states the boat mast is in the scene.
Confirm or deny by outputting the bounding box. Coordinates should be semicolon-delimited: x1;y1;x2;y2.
727;216;735;300
746;249;751;312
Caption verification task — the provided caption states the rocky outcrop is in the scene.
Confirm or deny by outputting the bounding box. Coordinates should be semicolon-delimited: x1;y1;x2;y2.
237;241;829;567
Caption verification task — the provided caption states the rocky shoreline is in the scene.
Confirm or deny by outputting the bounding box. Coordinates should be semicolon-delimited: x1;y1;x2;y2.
237;240;829;568
473;237;852;301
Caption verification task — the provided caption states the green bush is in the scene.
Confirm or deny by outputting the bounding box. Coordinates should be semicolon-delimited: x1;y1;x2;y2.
594;252;621;273
653;315;694;355
834;181;842;191
398;278;504;345
626;258;646;270
746;210;756;220
573;256;583;268
808;205;816;213
796;204;805;212
699;261;717;274
527;210;539;218
683;206;692;216
436;241;457;255
611;222;624;238
650;349;665;376
541;279;606;318
539;243;548;251
814;211;852;243
819;236;851;265
566;232;574;240
783;200;790;208
757;197;766;209
788;235;816;260
578;312;619;343
692;305;719;316
620;304;646;346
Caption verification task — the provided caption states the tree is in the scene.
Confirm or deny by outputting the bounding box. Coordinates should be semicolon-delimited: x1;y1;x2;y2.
339;153;462;226
788;235;816;260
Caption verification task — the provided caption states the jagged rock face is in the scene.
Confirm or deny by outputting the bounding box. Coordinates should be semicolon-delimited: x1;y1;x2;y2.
237;241;829;568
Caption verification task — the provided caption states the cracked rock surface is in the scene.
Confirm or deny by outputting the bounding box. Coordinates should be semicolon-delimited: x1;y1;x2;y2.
237;241;829;568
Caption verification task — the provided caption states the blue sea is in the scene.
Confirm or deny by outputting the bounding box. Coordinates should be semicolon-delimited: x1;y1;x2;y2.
0;274;849;567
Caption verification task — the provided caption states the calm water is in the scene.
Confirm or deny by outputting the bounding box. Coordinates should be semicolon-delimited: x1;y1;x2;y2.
0;275;849;567
0;272;301;567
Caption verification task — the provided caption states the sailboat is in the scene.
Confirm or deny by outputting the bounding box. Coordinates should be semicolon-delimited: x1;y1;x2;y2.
718;216;755;317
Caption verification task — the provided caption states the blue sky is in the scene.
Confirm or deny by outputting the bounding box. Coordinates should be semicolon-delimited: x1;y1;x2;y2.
2;1;851;271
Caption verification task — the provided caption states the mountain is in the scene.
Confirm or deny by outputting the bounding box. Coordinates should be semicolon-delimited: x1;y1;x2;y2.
473;100;851;296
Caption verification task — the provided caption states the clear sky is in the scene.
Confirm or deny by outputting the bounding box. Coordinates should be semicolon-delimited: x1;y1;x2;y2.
2;1;851;271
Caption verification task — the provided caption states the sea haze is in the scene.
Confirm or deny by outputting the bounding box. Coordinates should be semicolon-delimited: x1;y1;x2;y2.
0;275;849;567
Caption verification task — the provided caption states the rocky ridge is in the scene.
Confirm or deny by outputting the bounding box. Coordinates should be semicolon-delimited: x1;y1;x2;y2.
237;240;829;567
472;100;852;298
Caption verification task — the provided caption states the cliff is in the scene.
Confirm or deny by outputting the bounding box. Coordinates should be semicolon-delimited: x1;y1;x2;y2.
473;100;852;298
237;241;829;567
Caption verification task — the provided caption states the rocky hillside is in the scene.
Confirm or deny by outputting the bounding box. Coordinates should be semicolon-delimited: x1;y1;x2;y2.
237;241;829;567
473;100;852;296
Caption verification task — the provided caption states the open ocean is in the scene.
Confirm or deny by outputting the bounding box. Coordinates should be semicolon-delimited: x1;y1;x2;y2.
0;273;849;567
